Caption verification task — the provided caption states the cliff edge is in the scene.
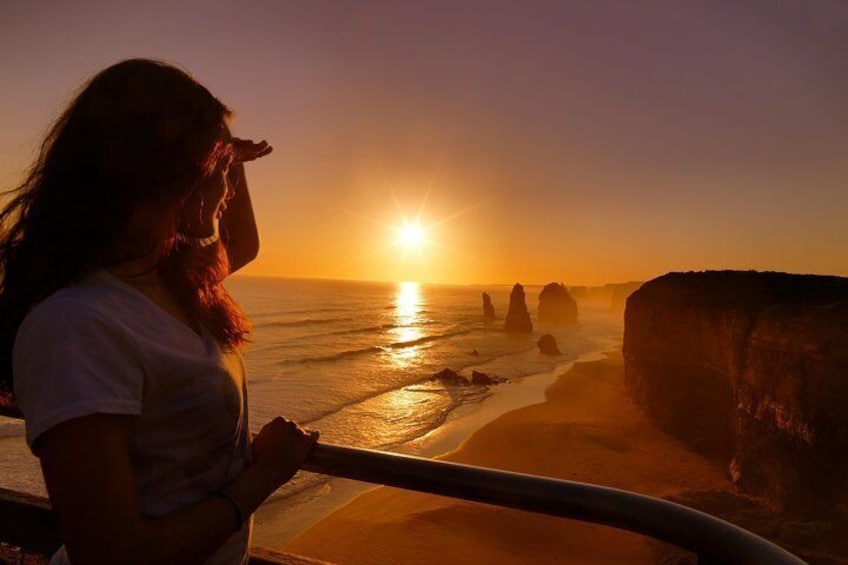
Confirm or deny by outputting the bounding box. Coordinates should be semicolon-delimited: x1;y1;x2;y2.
623;270;848;518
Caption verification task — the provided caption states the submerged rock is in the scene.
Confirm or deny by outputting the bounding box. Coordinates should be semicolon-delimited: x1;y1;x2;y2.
431;368;468;386
537;334;561;355
537;283;577;326
432;368;506;387
504;283;533;333
623;270;848;518
470;371;507;385
482;292;495;320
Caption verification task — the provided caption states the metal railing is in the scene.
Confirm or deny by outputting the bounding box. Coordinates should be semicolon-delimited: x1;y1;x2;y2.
303;443;806;565
0;400;806;564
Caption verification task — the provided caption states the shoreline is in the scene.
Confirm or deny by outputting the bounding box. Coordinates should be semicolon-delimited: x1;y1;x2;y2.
252;337;619;549
284;351;734;564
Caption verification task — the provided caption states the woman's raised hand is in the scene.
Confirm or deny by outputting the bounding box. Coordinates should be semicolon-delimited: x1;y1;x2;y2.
231;138;273;163
251;416;319;489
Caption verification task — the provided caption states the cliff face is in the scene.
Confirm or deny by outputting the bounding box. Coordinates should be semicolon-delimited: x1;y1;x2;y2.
623;271;848;518
537;283;577;326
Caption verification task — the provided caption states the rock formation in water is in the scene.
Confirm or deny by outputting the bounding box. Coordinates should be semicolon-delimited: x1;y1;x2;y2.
482;292;495;320
504;283;533;333
432;368;506;386
432;368;468;386
537;334;561;355
537;283;577;326
471;370;506;385
623;270;848;518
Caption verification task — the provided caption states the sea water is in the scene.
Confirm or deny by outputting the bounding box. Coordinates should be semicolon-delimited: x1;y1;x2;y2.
0;276;623;547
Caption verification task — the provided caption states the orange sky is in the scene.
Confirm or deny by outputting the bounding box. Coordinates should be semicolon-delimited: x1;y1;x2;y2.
2;1;847;286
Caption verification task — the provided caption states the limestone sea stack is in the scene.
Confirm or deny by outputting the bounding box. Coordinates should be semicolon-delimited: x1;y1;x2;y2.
482;292;495;320
623;270;848;518
537;282;577;326
504;283;533;333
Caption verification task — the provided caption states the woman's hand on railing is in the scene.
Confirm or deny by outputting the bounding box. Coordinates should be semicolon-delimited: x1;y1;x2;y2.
251;417;319;489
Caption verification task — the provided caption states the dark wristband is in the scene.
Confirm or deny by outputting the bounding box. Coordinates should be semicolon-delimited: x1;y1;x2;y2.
211;489;244;531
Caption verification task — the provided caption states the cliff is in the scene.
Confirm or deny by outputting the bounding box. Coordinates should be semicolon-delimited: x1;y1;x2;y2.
568;285;610;307
623;270;848;518
537;283;577;326
504;283;533;333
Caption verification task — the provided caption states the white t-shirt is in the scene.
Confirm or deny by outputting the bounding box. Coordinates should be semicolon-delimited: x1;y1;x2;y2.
13;270;253;564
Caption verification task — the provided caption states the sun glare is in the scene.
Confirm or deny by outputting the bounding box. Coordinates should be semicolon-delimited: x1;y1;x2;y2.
365;178;479;280
397;222;426;249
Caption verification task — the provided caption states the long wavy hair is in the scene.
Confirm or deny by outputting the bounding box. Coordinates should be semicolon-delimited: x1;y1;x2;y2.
0;58;250;394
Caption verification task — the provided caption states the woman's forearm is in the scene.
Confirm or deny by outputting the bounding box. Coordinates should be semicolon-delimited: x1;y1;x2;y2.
40;415;280;565
42;416;310;564
128;462;279;565
221;162;260;274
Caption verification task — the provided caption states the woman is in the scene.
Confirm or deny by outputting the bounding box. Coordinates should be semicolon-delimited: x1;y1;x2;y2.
0;59;318;564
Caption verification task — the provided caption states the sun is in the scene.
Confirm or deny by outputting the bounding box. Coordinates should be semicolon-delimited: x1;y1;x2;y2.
396;222;426;249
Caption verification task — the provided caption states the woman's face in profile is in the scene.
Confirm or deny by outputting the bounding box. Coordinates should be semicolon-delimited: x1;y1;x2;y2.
177;136;271;236
180;143;235;233
209;148;236;220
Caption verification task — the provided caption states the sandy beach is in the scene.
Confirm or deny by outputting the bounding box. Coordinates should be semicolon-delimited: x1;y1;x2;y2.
286;352;736;564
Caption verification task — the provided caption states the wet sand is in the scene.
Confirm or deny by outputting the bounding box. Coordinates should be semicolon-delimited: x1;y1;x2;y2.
285;352;734;564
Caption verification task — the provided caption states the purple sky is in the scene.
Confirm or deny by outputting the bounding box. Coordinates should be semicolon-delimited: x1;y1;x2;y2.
2;1;847;284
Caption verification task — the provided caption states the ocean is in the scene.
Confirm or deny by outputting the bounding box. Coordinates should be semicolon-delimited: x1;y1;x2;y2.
0;276;624;547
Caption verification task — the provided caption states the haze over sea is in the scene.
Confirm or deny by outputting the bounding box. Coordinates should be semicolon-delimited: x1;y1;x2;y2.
0;276;623;545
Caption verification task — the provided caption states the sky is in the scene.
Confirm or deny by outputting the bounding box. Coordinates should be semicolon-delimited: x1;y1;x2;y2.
1;0;847;285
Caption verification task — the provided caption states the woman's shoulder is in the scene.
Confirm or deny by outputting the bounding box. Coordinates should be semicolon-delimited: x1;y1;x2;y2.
18;271;139;339
12;272;148;454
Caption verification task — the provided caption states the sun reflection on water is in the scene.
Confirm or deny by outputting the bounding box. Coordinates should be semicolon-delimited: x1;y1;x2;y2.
395;281;422;322
391;282;425;368
344;385;451;447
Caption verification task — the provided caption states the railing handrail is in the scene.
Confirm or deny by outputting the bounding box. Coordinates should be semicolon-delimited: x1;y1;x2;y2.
303;443;806;565
0;403;806;564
